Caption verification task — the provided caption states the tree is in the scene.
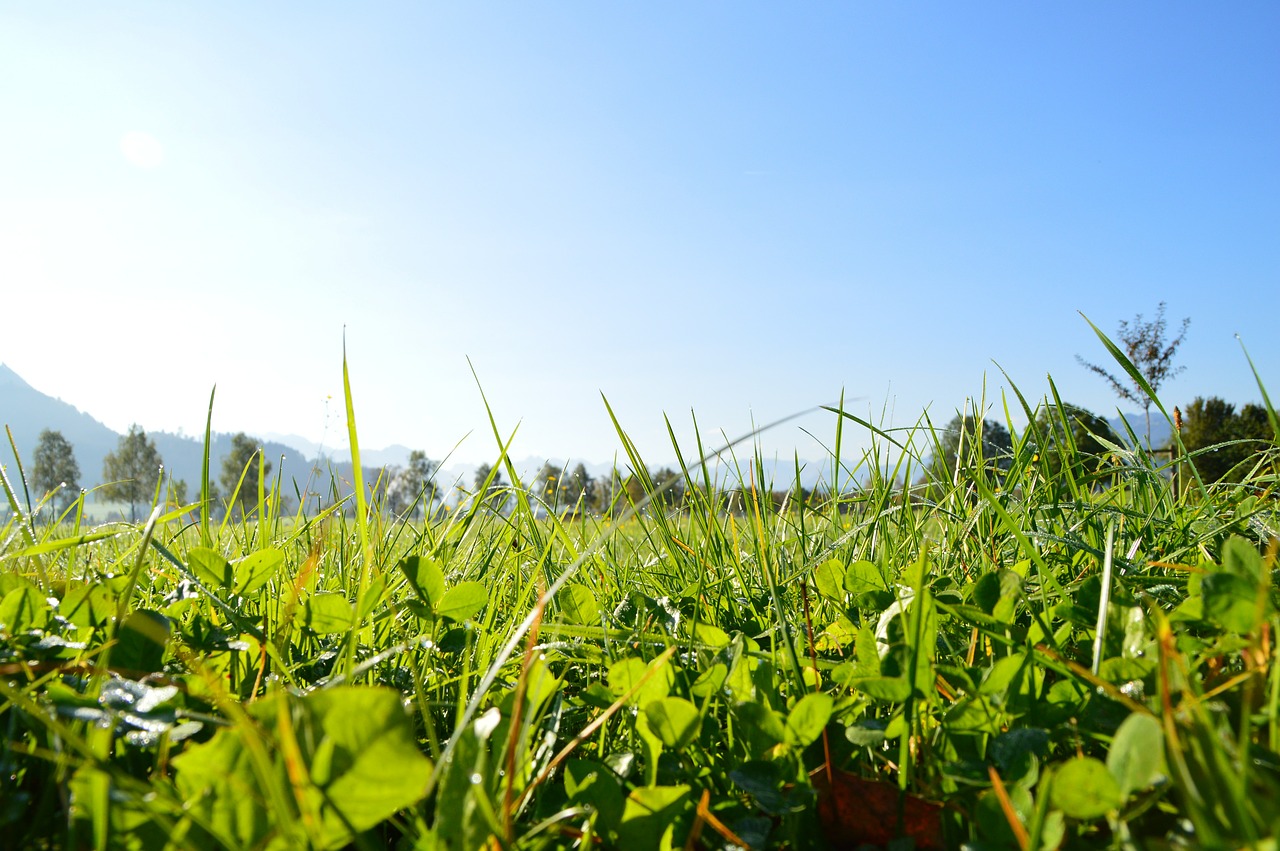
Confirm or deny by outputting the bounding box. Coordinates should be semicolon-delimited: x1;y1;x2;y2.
1077;302;1190;446
651;467;686;509
1032;403;1119;479
930;412;1013;483
534;462;565;511
592;470;625;517
30;429;81;517
220;433;273;518
101;425;163;521
1177;397;1273;484
386;450;439;517
473;463;508;512
563;463;594;513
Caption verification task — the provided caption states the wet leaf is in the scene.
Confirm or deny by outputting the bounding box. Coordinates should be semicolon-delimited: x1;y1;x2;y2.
565;759;625;835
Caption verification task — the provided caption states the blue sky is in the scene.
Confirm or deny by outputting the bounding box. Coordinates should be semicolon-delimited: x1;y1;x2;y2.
1;4;1276;468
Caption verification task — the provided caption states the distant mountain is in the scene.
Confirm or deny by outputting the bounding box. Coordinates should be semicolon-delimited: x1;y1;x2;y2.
0;364;310;511
0;363;842;518
0;363;121;485
1105;413;1172;450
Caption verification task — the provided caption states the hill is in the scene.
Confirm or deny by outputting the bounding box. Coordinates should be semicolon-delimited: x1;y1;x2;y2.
0;364;311;514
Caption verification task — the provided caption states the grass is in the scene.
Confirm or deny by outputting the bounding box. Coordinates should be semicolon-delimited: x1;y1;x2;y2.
1;334;1278;850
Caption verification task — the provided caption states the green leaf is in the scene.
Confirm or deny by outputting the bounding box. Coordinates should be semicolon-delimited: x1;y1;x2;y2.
114;610;170;674
812;559;847;602
644;697;702;750
608;657;673;707
619;785;691;851
854;676;912;703
690;663;728;698
397;555;445;607
232;548;284;596
1106;713;1167;797
188;548;234;591
690;622;730;649
844;560;887;595
0;585;49;634
305;593;354;635
60;584;111;628
1221;535;1263;582
1050;757;1123;819
1201;572;1262;634
565;760;625;836
854;624;881;677
436;707;500;851
173;686;432;850
733;702;787;755
559;583;600;624
435;581;488;622
980;653;1028;696
784;692;833;747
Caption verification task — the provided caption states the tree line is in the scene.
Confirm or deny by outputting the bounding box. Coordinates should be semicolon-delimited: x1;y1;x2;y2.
14;299;1276;525
24;426;275;522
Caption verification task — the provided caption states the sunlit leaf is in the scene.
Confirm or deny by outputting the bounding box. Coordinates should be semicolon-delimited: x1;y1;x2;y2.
188;548;234;591
844;560;887;595
785;693;833;747
813;559;847;602
644;697;701;750
435;581;488;622
619;785;691;851
559;583;600;624
232;548;283;596
305;593;354;635
1050;757;1123;819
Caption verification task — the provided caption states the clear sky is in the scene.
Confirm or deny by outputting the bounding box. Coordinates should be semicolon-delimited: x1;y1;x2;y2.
2;4;1276;468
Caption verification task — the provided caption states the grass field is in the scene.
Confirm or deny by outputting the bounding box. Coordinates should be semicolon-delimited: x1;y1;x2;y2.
2;338;1278;850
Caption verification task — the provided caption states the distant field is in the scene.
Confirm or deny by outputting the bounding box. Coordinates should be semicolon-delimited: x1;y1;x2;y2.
2;356;1278;850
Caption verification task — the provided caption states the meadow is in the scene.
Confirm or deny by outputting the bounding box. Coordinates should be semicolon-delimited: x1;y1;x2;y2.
1;336;1278;850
